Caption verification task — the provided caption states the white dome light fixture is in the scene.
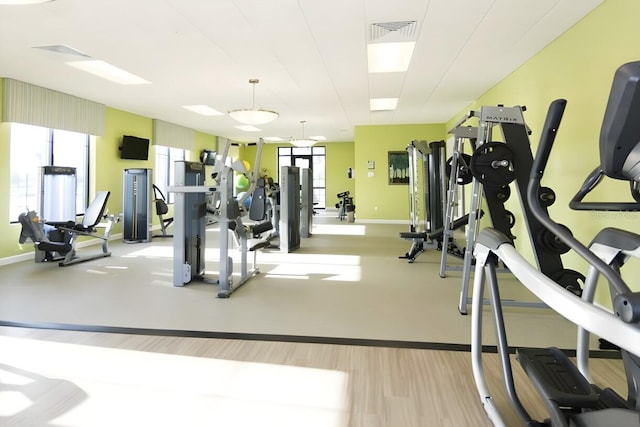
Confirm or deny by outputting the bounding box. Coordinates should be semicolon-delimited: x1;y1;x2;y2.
290;120;317;148
228;79;279;125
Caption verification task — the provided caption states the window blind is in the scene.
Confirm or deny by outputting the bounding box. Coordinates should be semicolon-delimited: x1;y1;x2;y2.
2;78;105;136
152;119;194;151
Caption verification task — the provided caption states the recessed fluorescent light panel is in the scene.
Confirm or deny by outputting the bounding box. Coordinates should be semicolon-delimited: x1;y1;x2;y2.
263;136;285;142
182;105;223;116
370;98;398;111
235;125;261;132
367;42;415;73
66;60;150;85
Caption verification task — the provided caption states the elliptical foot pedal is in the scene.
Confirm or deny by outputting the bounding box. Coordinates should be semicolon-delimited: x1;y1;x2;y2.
516;347;599;409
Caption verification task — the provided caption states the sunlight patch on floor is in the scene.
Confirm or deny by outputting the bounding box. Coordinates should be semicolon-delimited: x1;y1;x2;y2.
0;335;350;427
117;243;363;282
312;224;366;236
258;253;361;266
121;246;173;258
265;262;361;282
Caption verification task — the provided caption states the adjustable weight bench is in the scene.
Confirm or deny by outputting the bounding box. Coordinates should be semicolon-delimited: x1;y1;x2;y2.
18;191;118;267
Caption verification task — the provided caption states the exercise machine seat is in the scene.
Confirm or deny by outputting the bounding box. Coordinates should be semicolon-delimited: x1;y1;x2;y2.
74;190;110;232
152;184;174;237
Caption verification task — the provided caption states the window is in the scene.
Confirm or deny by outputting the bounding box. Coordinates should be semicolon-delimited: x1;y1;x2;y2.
154;145;185;203
9;123;90;223
278;146;326;208
52;129;90;214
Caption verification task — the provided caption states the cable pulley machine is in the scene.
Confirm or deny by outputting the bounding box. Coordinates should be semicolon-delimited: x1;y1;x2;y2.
170;138;267;298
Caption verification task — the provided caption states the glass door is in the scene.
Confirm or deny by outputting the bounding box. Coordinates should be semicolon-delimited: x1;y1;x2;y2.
278;147;326;209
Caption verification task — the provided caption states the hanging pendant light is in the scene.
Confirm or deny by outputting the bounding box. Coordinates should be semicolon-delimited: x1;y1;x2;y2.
290;120;317;147
228;79;279;125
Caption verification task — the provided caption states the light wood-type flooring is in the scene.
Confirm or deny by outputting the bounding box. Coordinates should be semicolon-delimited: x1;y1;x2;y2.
0;326;628;426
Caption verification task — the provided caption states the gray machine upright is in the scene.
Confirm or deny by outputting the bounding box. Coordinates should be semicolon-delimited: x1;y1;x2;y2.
122;168;152;243
300;168;313;238
172;161;206;284
280;166;301;253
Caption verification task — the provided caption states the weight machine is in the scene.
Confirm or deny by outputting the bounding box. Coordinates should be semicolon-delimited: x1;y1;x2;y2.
260;177;280;243
279;165;301;253
300;168;313;238
472;62;640;426
169;138;269;297
18;190;118;267
450;104;579;314
18;166;118;266
336;191;353;221
398;140;440;262
122;168;152;243
399;140;467;263
440;126;475;275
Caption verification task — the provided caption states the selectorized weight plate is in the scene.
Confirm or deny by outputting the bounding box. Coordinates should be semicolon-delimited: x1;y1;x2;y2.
470;142;516;187
446;153;473;185
504;210;516;229
538;186;556;207
537;224;572;254
496;185;511;202
550;269;584;296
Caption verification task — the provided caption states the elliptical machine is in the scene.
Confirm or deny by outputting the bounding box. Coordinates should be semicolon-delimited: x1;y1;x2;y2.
470;62;640;426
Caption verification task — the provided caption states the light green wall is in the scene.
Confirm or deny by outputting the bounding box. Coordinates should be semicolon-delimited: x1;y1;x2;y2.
194;132;218;159
0;78;22;257
447;0;640;294
325;142;355;206
95;110;218;232
96;108;153;237
0;98;216;258
354;124;446;220
194;132;218;187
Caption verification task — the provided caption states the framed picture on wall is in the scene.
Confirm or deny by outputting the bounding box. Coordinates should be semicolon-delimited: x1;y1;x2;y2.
388;151;409;185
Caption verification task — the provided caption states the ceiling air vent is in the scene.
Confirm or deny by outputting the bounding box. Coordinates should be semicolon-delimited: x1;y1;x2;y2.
33;44;90;58
369;21;417;42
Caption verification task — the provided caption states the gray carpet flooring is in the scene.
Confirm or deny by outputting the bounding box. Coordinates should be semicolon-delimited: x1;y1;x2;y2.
0;213;586;350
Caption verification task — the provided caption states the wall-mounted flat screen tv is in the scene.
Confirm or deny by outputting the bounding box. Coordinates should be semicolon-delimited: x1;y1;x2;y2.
200;149;216;166
120;135;150;160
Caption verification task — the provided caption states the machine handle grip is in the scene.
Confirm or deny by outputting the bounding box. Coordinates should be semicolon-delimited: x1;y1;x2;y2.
530;99;567;180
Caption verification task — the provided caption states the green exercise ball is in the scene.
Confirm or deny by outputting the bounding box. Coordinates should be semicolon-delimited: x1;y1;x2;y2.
236;174;250;191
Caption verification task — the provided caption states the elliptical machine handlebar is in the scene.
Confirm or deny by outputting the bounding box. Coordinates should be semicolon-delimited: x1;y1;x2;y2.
527;99;632;303
529;99;567;182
